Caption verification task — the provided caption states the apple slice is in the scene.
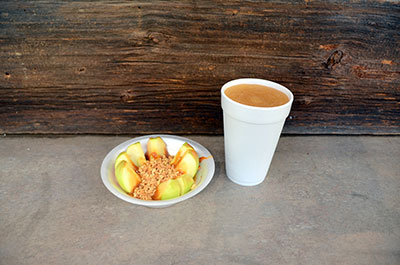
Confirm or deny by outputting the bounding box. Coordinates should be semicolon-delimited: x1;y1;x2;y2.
175;149;199;178
115;151;137;170
153;174;194;200
176;174;194;195
127;142;147;167
153;179;181;200
170;142;194;166
115;161;141;194
146;137;168;160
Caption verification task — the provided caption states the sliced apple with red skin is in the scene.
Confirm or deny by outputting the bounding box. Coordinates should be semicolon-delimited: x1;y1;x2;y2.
170;142;194;166
153;174;194;200
146;137;168;160
115;160;141;194
126;142;146;167
115;151;137;170
175;149;199;178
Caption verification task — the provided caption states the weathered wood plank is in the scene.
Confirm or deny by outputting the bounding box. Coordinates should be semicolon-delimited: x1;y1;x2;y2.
0;1;399;135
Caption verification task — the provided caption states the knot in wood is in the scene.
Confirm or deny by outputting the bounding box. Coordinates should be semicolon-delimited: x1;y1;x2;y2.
77;67;86;74
120;90;135;103
147;33;161;44
324;50;343;70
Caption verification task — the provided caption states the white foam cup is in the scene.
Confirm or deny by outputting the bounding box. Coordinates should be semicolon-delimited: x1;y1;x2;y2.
221;78;294;186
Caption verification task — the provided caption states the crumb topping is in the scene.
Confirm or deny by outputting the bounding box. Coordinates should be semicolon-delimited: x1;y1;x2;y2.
132;156;182;200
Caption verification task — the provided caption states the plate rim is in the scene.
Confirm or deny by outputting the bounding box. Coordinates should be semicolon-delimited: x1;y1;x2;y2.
100;134;215;207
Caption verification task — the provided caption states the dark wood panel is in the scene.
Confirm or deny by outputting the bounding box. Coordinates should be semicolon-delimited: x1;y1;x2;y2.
0;1;399;135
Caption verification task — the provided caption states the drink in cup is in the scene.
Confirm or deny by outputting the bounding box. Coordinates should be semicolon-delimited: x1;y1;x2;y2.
221;78;294;186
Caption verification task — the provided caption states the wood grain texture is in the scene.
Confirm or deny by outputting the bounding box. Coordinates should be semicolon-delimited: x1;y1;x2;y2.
0;0;399;135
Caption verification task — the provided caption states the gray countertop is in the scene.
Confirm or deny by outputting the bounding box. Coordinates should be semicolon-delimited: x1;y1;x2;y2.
1;136;399;265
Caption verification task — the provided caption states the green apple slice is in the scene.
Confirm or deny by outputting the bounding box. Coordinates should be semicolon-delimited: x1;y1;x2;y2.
153;174;194;200
115;151;137;170
171;142;194;166
146;137;168;160
175;149;199;178
176;174;194;195
115;160;141;194
153;179;181;200
127;142;147;167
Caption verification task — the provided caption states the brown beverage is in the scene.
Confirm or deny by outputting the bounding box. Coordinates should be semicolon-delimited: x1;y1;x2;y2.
225;84;289;107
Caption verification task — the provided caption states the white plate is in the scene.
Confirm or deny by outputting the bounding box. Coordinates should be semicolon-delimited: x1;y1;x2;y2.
100;134;215;208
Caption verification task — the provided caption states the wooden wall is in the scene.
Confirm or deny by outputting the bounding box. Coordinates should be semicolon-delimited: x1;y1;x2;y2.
1;1;399;135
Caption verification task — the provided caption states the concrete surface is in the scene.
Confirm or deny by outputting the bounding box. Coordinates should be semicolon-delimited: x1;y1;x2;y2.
0;136;399;265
